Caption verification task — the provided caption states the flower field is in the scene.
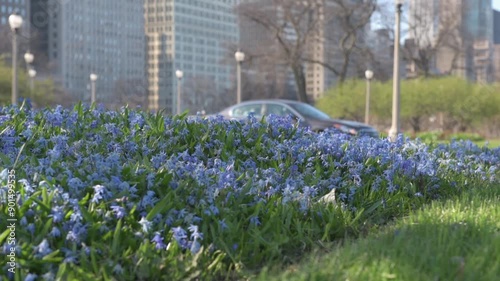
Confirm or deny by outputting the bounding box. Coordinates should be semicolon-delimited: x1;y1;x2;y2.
1;104;499;280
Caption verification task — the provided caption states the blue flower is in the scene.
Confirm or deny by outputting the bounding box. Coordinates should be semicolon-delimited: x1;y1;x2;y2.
188;225;203;241
50;227;61;238
110;205;126;219
151;232;166;250
139;217;152;233
34;239;52;257
25;273;38;281
172;226;188;248
249;216;261;226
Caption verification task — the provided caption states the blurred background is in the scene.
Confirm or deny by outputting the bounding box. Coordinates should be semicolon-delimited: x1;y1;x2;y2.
0;0;499;137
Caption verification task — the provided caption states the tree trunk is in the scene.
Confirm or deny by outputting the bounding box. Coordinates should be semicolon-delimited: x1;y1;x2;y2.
291;63;309;104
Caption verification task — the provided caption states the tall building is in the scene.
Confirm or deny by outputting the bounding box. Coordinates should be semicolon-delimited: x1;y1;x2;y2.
493;9;500;82
0;0;30;55
238;0;371;102
409;0;494;82
238;0;295;101
145;0;240;113
0;0;29;27
30;0;146;105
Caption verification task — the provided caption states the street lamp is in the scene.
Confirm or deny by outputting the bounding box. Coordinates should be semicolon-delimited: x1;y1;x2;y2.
364;69;374;125
28;68;36;99
24;52;34;65
234;50;245;104
8;13;23;106
90;73;98;104
24;52;35;100
389;0;403;142
175;70;183;115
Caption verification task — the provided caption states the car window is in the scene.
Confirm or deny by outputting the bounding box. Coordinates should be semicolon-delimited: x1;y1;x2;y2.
287;102;332;121
265;104;295;117
231;104;263;118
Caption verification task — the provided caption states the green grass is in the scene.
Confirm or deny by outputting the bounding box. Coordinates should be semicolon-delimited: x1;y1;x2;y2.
258;185;500;281
474;139;500;148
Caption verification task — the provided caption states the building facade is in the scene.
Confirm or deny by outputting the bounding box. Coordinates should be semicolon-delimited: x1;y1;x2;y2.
408;0;494;82
30;0;146;105
494;9;500;82
1;0;30;55
0;0;29;27
145;0;240;113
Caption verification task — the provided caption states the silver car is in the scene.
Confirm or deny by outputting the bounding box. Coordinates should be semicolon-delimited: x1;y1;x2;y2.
218;99;379;137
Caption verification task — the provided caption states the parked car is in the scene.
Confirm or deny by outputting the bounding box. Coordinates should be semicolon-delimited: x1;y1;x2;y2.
217;99;379;137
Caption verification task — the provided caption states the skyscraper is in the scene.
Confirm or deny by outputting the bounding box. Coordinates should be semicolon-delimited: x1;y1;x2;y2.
145;0;240;113
494;9;500;82
1;0;30;54
30;0;146;105
409;0;494;82
0;0;29;27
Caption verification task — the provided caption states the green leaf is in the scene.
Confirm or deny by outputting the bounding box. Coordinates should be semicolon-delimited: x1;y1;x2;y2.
0;151;11;167
112;219;123;256
31;198;51;214
12;142;26;169
0;228;11;245
146;192;174;221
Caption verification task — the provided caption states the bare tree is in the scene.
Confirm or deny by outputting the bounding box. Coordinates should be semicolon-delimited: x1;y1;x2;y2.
402;0;471;78
310;0;376;83
237;0;377;102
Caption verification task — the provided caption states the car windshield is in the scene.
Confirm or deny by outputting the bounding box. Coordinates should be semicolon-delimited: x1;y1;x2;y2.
287;103;332;121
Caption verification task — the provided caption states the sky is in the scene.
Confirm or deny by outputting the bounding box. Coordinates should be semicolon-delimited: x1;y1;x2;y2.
494;0;500;10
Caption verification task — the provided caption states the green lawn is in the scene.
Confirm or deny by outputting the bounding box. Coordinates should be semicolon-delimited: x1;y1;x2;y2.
258;186;500;281
475;139;500;148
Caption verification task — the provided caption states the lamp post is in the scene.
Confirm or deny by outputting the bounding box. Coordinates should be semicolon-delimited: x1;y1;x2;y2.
175;70;183;115
24;52;34;66
364;69;374;125
25;52;35;100
28;68;36;99
90;73;98;104
234;50;245;104
389;0;403;142
9;13;23;106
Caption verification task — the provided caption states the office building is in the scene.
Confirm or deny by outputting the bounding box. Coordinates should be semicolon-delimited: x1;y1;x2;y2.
493;9;500;82
0;0;29;27
145;0;240;113
1;0;30;55
409;0;494;82
30;0;146;105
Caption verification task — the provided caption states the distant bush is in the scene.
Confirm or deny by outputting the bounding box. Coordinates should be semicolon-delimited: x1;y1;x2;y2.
447;133;485;142
415;131;444;143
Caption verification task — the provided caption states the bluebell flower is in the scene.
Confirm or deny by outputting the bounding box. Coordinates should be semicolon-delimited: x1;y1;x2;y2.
190;239;201;254
42;271;55;281
50;227;61;238
35;239;52;257
151;232;166;250
110;205;126;219
188;225;203;241
69;210;83;223
27;223;36;235
112;264;124;275
172;226;188;248
25;273;38;281
49;206;65;223
249;216;261;226
138;217;152;233
91;185;110;204
140;190;158;208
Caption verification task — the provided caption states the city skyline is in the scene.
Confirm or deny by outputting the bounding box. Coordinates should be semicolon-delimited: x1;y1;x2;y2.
1;0;499;111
